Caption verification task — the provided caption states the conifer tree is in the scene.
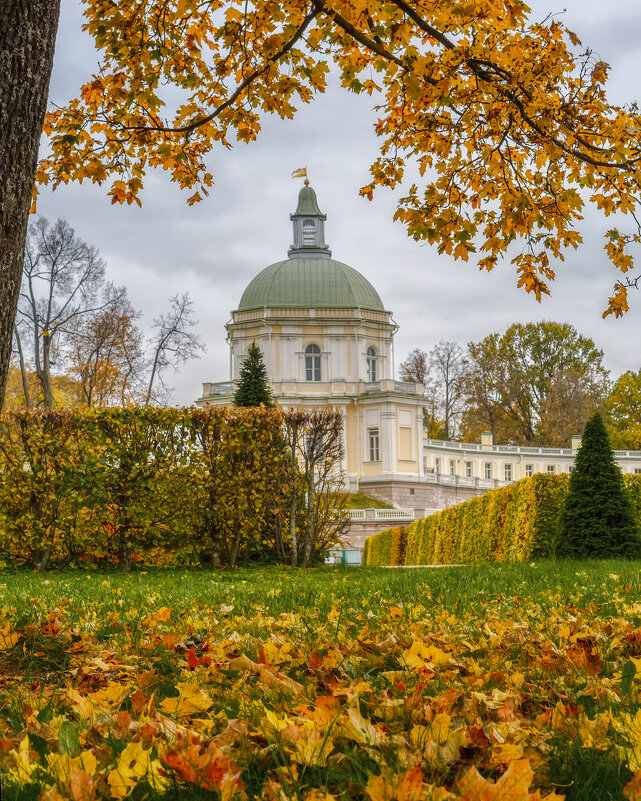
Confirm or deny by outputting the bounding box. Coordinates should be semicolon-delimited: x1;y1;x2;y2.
557;411;641;558
233;342;274;408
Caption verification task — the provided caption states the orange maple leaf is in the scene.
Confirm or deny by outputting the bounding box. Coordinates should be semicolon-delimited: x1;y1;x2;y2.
163;742;242;796
457;759;534;800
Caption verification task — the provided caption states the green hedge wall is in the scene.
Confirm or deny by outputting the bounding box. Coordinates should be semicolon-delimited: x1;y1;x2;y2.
362;526;407;566
364;474;641;566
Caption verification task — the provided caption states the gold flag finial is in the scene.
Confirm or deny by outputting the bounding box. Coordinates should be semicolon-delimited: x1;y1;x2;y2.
291;167;307;180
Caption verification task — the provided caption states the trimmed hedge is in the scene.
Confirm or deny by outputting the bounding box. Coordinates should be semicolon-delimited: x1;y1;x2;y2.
0;407;345;571
363;474;641;566
362;526;407;566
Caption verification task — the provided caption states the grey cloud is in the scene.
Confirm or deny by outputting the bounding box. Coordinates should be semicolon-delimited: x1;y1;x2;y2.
34;0;641;405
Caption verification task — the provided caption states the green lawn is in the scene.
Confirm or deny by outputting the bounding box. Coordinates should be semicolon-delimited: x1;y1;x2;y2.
2;560;641;621
1;561;641;800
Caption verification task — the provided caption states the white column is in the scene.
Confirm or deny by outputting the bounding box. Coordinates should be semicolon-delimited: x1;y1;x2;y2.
381;404;396;475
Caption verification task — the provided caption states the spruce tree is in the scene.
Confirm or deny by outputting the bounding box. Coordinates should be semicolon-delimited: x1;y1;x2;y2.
233;342;274;408
557;411;641;558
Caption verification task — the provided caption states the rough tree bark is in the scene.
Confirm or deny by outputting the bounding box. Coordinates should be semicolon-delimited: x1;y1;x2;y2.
0;1;61;409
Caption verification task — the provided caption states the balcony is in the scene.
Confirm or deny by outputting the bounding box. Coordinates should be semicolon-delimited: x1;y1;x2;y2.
201;381;235;396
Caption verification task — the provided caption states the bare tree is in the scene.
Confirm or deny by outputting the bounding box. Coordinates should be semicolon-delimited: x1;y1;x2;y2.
145;293;206;404
399;348;429;386
66;285;145;407
299;410;346;567
400;343;466;439
16;217;106;408
281;409;348;567
429;340;467;441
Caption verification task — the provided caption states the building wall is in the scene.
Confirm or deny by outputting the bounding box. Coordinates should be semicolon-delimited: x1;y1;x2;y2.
357;477;485;509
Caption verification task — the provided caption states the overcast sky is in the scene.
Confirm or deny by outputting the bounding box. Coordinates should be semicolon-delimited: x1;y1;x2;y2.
37;0;641;405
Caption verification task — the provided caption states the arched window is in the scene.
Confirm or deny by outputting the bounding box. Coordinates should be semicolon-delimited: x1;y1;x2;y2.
305;344;321;381
366;346;378;382
302;218;316;246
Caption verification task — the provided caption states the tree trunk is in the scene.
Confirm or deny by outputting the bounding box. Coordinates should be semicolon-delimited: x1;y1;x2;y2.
116;503;132;572
14;327;32;408
35;540;53;572
289;470;298;567
302;475;316;567
289;419;299;567
0;1;61;409
39;335;55;408
229;520;242;568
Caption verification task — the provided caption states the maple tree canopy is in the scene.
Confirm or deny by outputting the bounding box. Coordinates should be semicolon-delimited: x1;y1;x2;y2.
39;0;641;316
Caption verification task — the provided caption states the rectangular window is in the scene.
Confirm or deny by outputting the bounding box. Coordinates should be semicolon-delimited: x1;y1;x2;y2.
547;464;556;475
465;461;473;478
435;458;441;474
368;428;380;462
449;459;456;476
484;462;492;480
525;464;534;477
635;468;641;475
569;465;574;473
504;463;513;482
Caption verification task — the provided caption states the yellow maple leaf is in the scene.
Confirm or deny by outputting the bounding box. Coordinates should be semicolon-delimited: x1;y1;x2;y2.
9;736;36;783
411;713;452;747
47;750;98;783
289;726;334;767
89;680;131;709
340;706;386;745
158;681;213;717
401;639;451;669
366;766;426;801
0;623;20;650
107;740;152;800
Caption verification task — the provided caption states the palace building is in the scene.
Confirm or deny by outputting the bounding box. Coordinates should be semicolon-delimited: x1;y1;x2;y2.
197;181;426;505
197;183;641;512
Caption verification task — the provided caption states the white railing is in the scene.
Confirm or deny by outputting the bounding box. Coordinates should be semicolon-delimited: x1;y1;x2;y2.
394;380;416;393
424;436;641;459
346;508;416;521
374;508;415;520
202;381;235;396
346;507;452;522
423;472;509;489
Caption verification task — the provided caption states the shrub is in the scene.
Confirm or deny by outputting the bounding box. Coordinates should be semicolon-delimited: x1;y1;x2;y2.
557;412;641;558
364;472;641;566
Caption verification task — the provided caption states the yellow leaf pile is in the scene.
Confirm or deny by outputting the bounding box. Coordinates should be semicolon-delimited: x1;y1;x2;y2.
3;578;641;798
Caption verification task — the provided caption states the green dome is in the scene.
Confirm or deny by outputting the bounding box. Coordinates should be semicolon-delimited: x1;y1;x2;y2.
238;257;385;311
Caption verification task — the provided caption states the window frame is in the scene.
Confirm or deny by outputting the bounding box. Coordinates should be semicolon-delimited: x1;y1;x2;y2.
484;462;492;480
302;218;316;246
304;343;321;382
367;427;380;462
366;346;378;382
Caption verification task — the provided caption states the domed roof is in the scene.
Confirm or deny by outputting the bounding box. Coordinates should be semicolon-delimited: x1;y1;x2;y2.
238;257;385;311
